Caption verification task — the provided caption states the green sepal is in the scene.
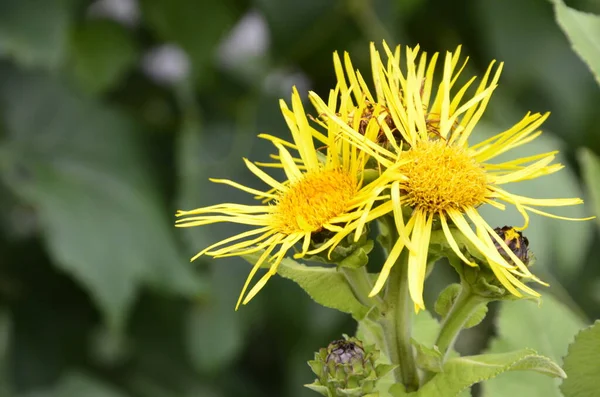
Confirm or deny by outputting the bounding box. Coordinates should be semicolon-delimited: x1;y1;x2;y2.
305;382;331;396
412;339;443;373
338;387;366;397
375;364;396;378
434;284;461;319
304;225;374;269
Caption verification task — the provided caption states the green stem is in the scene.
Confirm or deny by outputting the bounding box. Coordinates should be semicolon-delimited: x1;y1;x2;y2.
384;252;420;392
435;284;487;360
341;267;384;309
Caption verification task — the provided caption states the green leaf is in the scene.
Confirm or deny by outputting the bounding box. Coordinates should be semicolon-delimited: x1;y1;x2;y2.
274;258;369;319
0;0;76;69
412;309;440;348
413;342;443;373
560;320;600;397
482;294;585;396
52;372;129;397
186;299;243;375
69;20;139;94
418;349;565;397
578;148;600;231
139;0;239;83
0;69;206;332
550;0;600;85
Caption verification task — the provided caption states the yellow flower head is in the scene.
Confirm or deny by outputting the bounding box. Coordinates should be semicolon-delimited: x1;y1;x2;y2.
309;42;592;311
176;87;390;309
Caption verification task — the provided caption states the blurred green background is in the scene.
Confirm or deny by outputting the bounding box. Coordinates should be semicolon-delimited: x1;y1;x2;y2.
0;0;599;396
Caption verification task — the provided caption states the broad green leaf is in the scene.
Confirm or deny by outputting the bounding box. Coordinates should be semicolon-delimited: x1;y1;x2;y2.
0;69;206;331
0;0;76;69
139;0;239;83
275;258;369;319
69;20;139;94
551;0;600;85
482;295;585;396
578;148;600;230
560;320;600;397
417;349;565;397
186;298;243;375
412;309;440;348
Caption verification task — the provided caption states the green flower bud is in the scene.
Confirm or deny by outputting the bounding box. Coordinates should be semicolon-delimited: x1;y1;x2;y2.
305;336;395;397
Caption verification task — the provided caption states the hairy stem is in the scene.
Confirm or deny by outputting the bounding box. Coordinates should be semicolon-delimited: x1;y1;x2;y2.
385;252;420;391
341;267;383;309
435;284;487;360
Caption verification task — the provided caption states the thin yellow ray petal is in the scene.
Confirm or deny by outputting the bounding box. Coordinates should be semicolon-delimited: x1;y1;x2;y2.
176;215;271;228
192;226;273;258
407;210;433;311
209;178;278;198
243;158;286;190
257;133;297;149
490;186;584;207
243;237;300;305
522;205;595;221
333;51;349;96
211;232;284;258
369;238;406;297
490;155;556;185
391;181;415;251
439;212;476;266
176;203;274;216
482;151;559;170
235;235;282;310
274;143;303;182
294;232;312;258
446;209;509;269
455;62;503;145
467;208;531;276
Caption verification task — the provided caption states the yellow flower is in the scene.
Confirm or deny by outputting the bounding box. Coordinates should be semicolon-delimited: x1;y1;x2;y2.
309;42;592;311
176;87;391;309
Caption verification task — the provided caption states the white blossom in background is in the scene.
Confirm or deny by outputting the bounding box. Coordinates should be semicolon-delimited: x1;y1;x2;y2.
141;44;191;86
263;69;311;98
217;10;270;71
87;0;140;27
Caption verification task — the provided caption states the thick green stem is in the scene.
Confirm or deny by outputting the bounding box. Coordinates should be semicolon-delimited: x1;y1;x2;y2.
435;285;487;360
341;267;383;309
384;253;420;392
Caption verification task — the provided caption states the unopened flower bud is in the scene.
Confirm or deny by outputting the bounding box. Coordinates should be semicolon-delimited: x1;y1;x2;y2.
305;336;395;396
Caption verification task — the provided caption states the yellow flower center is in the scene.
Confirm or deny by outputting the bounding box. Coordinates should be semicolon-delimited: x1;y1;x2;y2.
273;169;357;234
399;140;488;213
